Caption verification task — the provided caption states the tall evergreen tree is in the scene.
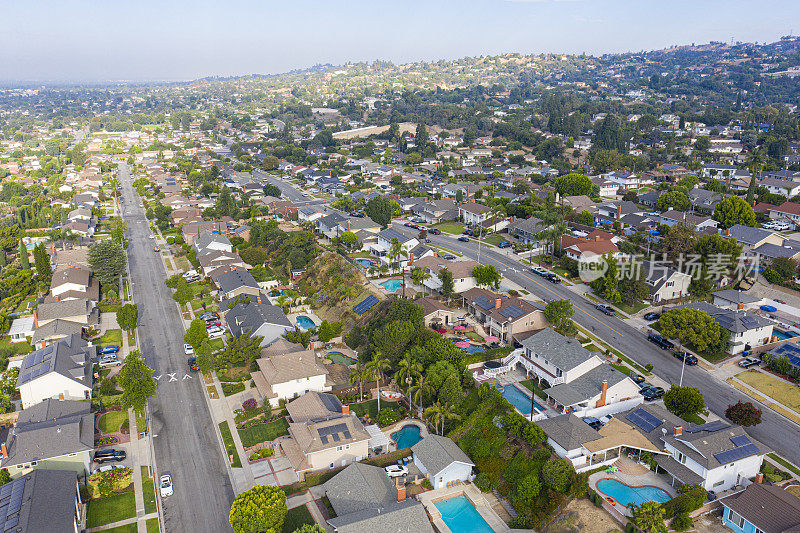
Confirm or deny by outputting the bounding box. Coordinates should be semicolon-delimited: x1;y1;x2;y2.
32;243;52;284
18;240;29;270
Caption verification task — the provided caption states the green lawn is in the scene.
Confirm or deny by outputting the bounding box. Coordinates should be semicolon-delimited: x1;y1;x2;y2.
348;252;374;259
142;467;157;515
0;337;34;356
127;330;136;347
98;410;128;434
100;524;138;533
433;222;465;234
86;491;137;528
483;235;508;246
191;296;217;310
769;453;800;478
136;410;147;433
221;382;245;396
218;421;242;468
146;518;160;533
208;338;225;352
238;418;290;447
614;301;649;315
282;505;315;533
97;328;123;348
611;364;632;376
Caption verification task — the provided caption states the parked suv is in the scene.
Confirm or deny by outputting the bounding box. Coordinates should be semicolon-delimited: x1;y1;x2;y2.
94;449;126;464
427;228;441;235
595;304;616;316
738;357;761;369
672;351;698;365
98;355;121;368
641;386;665;401
648;333;675;350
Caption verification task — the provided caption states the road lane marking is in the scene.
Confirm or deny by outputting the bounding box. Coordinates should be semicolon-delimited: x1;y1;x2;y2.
154;375;161;381
167;373;177;382
183;374;193;380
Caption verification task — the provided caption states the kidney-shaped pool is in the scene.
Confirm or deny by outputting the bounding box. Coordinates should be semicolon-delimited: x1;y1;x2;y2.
596;478;670;507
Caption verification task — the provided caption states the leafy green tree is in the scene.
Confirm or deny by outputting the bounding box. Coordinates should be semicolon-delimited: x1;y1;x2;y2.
239;247;267;266
437;372;463;408
262;183;281;197
365;197;392;228
414;122;429;150
172;278;193;306
542;458;573;493
713;196;756;229
292;525;325;533
554;172;593;197
219;331;263;369
663;385;705;418
216;186;236;218
516;474;541;503
88;239;127;288
439;268;455;301
117;350;157;415
471;264;501;289
0;469;11;486
284;326;312;348
184;318;210;349
631;501;667;533
661;222;697;262
18;239;29;270
32;243;52;284
229;485;287;533
656;190;691;212
544;299;574;331
725;401;762;427
0;368;19;396
658;308;728;354
317;320;342;343
770;257;797;282
116;304;139;333
619;276;649;306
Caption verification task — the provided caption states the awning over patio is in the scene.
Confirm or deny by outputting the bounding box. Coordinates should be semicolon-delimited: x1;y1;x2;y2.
365;424;390;449
654;454;705;486
583;419;664;455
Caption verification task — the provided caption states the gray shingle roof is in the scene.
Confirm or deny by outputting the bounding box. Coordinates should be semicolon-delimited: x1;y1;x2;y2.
213;267;259;294
224;295;292;337
328;500;434;533
544;364;629;407
17;333;92;388
411;434;473;477
35;298;94;322
728;224;777;246
519;328;596;372
6;469;79;533
720;482;800;533
324;462;395;516
678;301;774;333
537;414;599;451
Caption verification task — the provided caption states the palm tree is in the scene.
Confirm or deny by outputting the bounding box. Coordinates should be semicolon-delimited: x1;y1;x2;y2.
390;238;409;297
409;374;433;418
410;267;430;291
394;353;422;412
424;402;444;435
349;360;369;402
550;221;568;262
441;410;461;436
366;352;392;412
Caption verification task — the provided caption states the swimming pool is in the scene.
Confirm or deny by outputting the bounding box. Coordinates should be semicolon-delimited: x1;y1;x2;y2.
434;495;493;533
462;344;485;354
295;315;316;330
596;479;671;507
380;279;404;292
391;424;422;449
326;351;357;365
774;329;797;341
356;258;378;269
494;384;544;415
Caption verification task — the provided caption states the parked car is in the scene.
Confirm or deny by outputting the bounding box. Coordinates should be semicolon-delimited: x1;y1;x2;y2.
531;267;547;276
595;304;616;316
208;328;225;339
545;273;561;284
440;253;456;260
199;312;219;320
188;357;199;372
384;464;408;478
738;357;761;369
160;474;173;497
99;345;120;355
630;374;646;385
184;343;194;355
98;355;121;368
672;351;698;365
497;241;512;248
428;228;441;235
92;464;126;475
205;321;222;329
648;333;675;350
94;449;127;464
403;222;414;228
639;382;653;392
462;229;472;236
643;312;661;321
458;236;470;242
642;386;665;401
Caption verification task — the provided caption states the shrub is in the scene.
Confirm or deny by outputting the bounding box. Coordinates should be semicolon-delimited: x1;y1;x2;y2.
508;516;529;529
249;448;274;461
663;485;706;518
376;408;399;427
87;468;132;499
671;511;693;531
474;473;494;492
242;398;258;411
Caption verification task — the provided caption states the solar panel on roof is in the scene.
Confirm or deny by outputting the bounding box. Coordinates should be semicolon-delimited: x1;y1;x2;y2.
686;421;729;433
731;435;751;446
320;435;328;444
343;430;351;439
473;296;493;310
499;305;525;319
714;443;760;464
626;408;663;433
332;433;340;442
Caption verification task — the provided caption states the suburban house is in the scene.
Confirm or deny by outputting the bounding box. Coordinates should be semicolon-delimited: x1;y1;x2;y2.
461;288;545;344
759;177;800;198
592;176;621;197
720;482;800;533
31;319;85;348
765;201;800;227
48;266;99;302
413;256;478;294
659;210;718;230
411;199;458;224
197;249;246;278
281;392;371;480
369;227;433;268
1;399;94;478
726;225;784;251
416;298;456;328
507;217;547;250
688;188;726;213
195;231;233;256
323;462;435;533
458;202;491;225
16;333;94;408
0;469;82;532
33;298;98;330
8;316;34;343
411;434;474;489
212;266;261;300
560;235;622;262
222;293;293;347
181;220;228;245
505;328;641;416
677;301;776;354
252;346;330;407
170;207;202;225
639;260;692;303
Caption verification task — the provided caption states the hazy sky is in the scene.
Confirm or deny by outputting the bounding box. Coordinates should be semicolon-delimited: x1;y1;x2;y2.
2;0;799;82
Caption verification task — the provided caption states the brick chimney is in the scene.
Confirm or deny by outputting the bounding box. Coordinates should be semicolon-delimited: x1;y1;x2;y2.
595;380;608;408
673;425;683;437
725;228;731;237
0;444;6;459
616;205;622;220
495;298;502;310
256;295;261;304
755;472;763;483
342;405;349;415
738;302;744;310
347;220;351;231
594;235;601;242
396;480;407;502
59;393;64;400
408;252;414;266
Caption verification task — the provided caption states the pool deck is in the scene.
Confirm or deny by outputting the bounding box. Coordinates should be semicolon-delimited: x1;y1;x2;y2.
589;458;677;516
418;483;510;533
383;419;429;451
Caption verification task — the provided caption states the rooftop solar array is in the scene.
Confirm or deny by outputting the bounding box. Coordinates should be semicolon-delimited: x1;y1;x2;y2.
730;435;752;447
318;422;352;444
353;295;379;316
773;343;800;367
714;443;760;464
23;346;53;370
319;393;342;413
473;296;494;311
19;359;53;385
0;476;26;531
499;305;525;319
626;408;663;433
685;421;729;433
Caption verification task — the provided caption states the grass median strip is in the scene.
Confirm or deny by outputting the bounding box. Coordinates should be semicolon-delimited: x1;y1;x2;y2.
218;421;242;468
142;466;157;515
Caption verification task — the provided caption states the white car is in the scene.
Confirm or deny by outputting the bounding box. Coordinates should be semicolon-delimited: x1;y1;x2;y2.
384;464;409;478
92;464;126;475
184;344;194;355
207;328;225;339
160;474;173;497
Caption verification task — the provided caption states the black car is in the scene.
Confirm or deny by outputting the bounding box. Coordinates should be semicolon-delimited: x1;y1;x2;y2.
497;241;512;248
462;229;473;236
630;374;646;385
642;386;665;401
673;351;698;365
595;304;616;316
94;449;127;464
458;236;470;242
440;253;456;260
643;312;661;321
546;274;561;284
428;228;441;235
648;333;675;350
350;211;365;218
404;222;414;227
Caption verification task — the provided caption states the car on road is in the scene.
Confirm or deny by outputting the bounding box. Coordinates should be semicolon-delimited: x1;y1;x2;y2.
94;449;127;464
98;355;121;368
497;241;512;248
384;464;408;478
545;273;561;284
188;357;199;372
648;333;675;350
738;357;761;369
154;246;160;252
99;345;120;355
530;267;547;276
425;238;431;243
458;236;470;242
428;228;441;235
160;474;173;497
440;253;456;260
642;386;665;401
184;343;194;355
595;304;616;316
672;351;698;365
643;312;661;321
403;222;414;228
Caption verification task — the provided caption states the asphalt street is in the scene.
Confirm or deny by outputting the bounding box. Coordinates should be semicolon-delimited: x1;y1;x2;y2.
252;169;317;205
118;164;234;532
428;233;800;465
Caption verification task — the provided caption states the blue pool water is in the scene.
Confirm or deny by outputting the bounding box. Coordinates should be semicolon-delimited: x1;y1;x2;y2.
356;258;378;269
462;344;485;354
381;279;404;292
596;479;671;507
494;384;544;415
295;315;316;330
774;329;797;341
391;424;422;449
434;495;493;533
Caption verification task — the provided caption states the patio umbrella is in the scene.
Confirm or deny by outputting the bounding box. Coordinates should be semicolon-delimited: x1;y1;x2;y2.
455;341;470;348
454;325;466;331
435;328;447;334
485;336;500;342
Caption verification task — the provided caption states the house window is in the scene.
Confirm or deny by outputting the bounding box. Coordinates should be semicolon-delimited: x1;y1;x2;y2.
727;508;745;529
676;452;686;464
713;479;724;487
